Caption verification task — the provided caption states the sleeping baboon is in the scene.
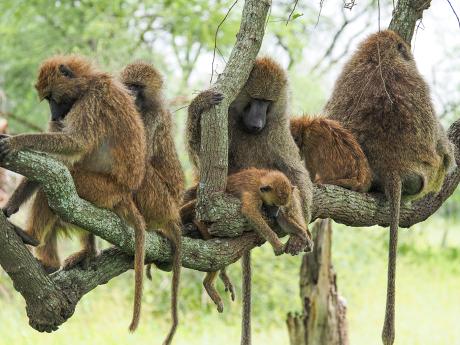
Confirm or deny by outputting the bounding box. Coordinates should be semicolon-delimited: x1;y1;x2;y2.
120;61;184;345
0;55;147;332
324;30;455;345
290;115;372;192
181;168;312;312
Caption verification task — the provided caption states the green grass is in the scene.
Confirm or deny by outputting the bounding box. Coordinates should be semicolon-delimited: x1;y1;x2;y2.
1;216;460;345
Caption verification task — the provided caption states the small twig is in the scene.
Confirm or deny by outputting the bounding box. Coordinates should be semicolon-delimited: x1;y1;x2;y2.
315;0;326;28
377;0;393;104
286;0;299;25
445;0;460;29
210;0;240;85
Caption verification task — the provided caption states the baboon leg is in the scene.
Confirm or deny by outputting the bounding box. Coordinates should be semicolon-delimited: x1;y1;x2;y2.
219;267;235;301
27;190;60;272
179;199;197;225
241;192;285;256
62;232;97;270
203;271;224;313
320;177;361;191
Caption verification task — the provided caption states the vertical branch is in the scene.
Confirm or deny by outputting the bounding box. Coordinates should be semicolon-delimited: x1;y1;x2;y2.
388;0;432;44
196;0;272;220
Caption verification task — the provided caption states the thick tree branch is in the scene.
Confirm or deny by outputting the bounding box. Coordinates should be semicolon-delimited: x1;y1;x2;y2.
1;118;459;333
389;0;432;44
196;0;271;221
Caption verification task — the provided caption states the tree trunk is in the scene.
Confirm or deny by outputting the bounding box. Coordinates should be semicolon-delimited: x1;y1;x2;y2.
286;219;348;345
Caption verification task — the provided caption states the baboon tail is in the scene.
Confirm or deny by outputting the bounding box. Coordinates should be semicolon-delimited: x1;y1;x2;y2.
240;250;252;345
121;198;145;333
162;222;182;345
381;173;401;345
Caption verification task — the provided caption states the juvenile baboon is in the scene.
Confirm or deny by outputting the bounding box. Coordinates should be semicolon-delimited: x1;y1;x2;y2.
120;61;184;345
324;30;455;345
290;115;372;192
181;168;312;312
0;55;147;332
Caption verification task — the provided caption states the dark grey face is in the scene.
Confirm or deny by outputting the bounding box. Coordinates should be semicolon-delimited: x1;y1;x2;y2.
47;98;75;122
127;84;146;111
47;64;76;122
241;98;270;134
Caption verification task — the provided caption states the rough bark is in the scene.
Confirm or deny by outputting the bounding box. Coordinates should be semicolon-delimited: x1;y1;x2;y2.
389;0;432;44
286;220;349;345
196;0;271;221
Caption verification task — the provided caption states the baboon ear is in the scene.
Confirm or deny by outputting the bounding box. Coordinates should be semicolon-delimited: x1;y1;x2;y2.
260;185;272;193
59;64;75;78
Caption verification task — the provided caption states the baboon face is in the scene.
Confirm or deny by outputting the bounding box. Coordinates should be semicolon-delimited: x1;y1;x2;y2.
232;57;287;134
126;83;147;111
35;55;93;122
120;62;163;114
259;172;293;207
241;98;271;133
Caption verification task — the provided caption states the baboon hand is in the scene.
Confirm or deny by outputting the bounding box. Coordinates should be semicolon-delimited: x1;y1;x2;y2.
3;205;19;218
200;90;224;113
0;137;17;161
284;235;309;256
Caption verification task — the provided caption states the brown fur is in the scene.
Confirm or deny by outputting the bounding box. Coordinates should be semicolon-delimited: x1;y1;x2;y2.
290;115;372;192
324;30;455;345
0;55;147;332
120;61;185;345
180;168;311;313
187;57;313;345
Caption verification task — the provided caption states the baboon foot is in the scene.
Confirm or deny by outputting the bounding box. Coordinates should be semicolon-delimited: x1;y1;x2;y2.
219;270;236;301
62;249;96;270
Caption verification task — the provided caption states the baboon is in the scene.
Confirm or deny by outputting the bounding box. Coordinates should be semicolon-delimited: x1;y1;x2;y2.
120;61;184;345
181;168;312;312
324;30;455;345
0;55;147;332
290;115;372;192
187;57;313;345
187;56;312;232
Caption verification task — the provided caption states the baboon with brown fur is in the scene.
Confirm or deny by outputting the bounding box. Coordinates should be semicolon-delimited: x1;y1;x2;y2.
120;61;184;345
0;55;147;332
324;30;455;345
181;168;312;312
290;115;372;192
187;56;312;233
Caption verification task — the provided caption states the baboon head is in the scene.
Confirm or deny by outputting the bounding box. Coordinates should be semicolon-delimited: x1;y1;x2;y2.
120;61;163;114
231;57;288;134
259;170;294;207
35;55;95;122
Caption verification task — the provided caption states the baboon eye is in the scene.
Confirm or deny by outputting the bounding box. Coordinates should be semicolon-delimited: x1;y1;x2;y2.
59;64;75;78
260;185;272;193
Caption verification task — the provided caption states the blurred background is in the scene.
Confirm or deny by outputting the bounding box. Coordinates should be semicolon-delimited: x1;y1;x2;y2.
0;1;460;344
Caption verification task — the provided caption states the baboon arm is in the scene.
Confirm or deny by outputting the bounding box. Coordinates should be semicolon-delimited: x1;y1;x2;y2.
6;132;87;156
241;192;284;253
186;90;223;170
4;177;39;215
274;158;313;223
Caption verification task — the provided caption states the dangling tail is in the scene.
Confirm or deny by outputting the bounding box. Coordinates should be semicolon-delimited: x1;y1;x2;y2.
162;222;182;345
381;173;401;345
240;250;252;345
